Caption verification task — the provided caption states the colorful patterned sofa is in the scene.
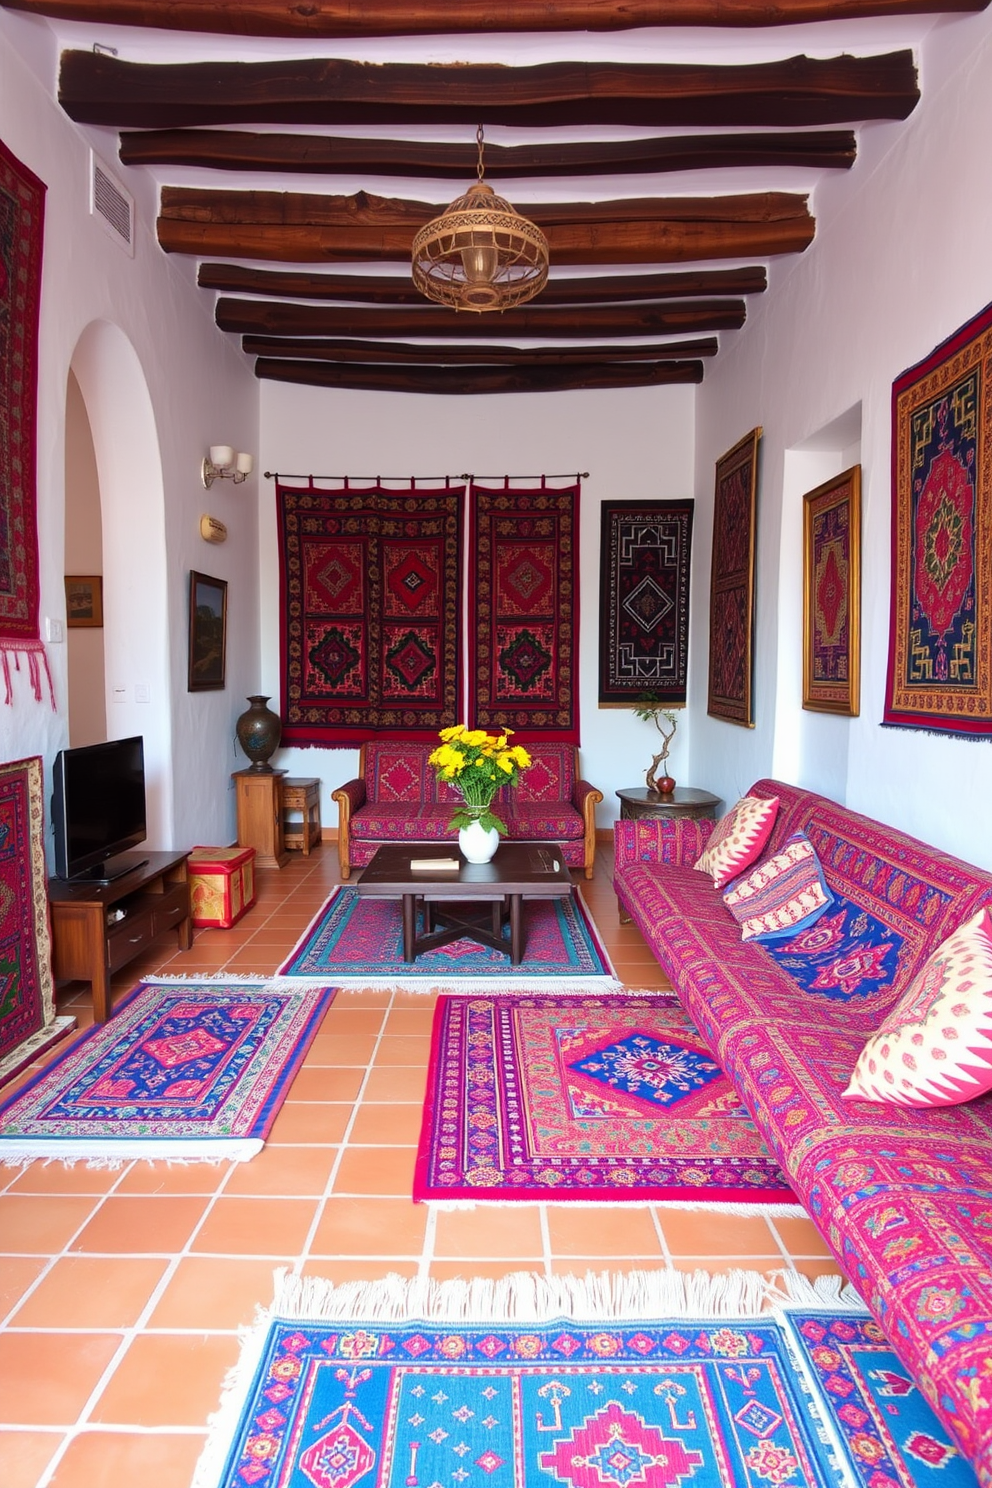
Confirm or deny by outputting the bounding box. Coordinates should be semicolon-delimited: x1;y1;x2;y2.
332;739;603;880
614;778;992;1481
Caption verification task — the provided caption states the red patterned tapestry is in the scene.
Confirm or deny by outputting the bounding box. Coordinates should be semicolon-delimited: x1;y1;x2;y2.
707;429;761;727
598;499;693;706
277;483;464;746
0;138;52;707
803;466;861;716
885;301;992;736
468;482;580;742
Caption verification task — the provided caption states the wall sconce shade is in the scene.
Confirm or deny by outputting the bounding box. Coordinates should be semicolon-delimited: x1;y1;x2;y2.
202;446;254;487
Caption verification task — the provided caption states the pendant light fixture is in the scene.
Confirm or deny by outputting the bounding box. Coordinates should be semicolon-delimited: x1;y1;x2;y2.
411;125;549;312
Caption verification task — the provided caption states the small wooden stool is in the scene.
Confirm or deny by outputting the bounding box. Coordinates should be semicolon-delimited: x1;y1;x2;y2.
281;776;321;854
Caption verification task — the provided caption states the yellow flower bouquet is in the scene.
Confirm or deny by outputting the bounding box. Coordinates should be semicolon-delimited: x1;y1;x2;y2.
428;725;532;834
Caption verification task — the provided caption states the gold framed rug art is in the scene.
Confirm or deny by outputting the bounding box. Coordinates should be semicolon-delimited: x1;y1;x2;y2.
707;428;761;727
885;301;992;736
802;465;861;716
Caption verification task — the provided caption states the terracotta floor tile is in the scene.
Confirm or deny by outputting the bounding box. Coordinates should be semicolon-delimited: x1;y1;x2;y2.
0;1256;48;1319
310;1032;378;1065
433;1206;544;1260
191;1196;319;1256
301;1259;420;1285
287;1067;352;1102
657;1210;777;1258
113;1162;230;1196
267;1101;352;1145
45;1429;206;1488
384;1008;437;1035
323;989;391;1011
350;1103;422;1145
771;1215;834;1258
788;1258;848;1282
0;1195;99;1253
12;1257;169;1329
318;1008;387;1035
549;1258;673;1277
293;1062;365;1099
0;1331;123;1425
430;1260;544;1283
374;1034;431;1066
332;1144;416;1196
546;1206;663;1258
0;1429;64;1488
90;1333;240;1427
70;1196;209;1255
221;952;282;974
224;1145;338;1197
389;990;439;1009
149;1256;287;1328
362;1065;427;1102
6;1162;122;1196
309;1197;427;1256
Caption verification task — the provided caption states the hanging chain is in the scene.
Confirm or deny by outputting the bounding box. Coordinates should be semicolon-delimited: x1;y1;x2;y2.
476;123;486;184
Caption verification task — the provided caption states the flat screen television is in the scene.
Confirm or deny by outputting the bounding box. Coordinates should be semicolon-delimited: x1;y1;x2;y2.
51;736;148;882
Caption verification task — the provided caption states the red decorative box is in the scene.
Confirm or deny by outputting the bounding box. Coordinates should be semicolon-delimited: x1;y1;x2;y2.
188;845;256;929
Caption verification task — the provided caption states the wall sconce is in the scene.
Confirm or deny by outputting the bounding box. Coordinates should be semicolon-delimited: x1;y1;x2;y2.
201;445;254;488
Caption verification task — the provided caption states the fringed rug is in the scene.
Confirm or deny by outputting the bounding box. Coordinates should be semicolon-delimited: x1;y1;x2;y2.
193;1270;976;1488
415;993;800;1208
278;887;617;990
0;979;334;1164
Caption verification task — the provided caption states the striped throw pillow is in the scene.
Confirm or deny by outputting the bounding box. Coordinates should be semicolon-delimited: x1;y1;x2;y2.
722;830;833;942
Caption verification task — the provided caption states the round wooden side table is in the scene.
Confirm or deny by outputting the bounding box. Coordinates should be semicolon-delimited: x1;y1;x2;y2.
615;786;721;821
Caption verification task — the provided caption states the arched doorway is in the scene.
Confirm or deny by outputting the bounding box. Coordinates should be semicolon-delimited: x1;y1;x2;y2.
64;367;106;746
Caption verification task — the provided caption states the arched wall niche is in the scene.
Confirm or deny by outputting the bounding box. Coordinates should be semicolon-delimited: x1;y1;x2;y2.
69;321;174;849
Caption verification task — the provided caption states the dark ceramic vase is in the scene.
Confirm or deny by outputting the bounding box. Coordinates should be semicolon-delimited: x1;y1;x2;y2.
236;695;282;772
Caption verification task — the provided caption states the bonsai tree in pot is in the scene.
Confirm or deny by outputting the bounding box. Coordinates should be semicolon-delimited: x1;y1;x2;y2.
632;698;679;795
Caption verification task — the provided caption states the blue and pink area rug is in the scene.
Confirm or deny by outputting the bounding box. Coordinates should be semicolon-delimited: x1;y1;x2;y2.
415;993;798;1209
192;1271;978;1488
0;979;335;1164
278;887;617;990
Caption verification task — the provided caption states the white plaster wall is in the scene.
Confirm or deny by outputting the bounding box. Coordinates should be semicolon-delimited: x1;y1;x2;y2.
0;11;259;853
691;7;992;869
258;381;696;826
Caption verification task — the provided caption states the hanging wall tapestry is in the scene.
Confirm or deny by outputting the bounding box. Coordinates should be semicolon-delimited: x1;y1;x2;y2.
598;499;693;706
468;481;580;742
708;428;761;727
277;482;464;746
885;301;992;736
0;138;52;708
803;466;861;716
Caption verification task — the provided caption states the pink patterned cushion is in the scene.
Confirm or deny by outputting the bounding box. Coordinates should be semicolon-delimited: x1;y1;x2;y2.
512;744;575;802
364;743;433;802
351;804;454;840
722;830;833;942
694;795;780;890
503;803;584;841
843;906;992;1107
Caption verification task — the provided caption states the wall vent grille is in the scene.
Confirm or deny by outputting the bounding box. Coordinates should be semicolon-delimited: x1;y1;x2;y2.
90;153;134;256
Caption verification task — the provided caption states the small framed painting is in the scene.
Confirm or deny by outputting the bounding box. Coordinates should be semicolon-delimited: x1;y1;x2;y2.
188;570;228;691
64;575;103;628
803;465;861;715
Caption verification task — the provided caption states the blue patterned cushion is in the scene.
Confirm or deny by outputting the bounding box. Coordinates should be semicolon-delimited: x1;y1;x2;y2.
723;830;833;942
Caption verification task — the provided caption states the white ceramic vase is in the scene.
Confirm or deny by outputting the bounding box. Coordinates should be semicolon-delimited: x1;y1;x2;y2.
458;818;500;864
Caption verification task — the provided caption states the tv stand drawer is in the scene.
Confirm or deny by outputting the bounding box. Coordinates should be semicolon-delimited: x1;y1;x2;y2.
107;910;154;972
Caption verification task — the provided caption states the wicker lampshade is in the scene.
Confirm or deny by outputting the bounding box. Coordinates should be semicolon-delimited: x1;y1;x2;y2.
411;129;549;312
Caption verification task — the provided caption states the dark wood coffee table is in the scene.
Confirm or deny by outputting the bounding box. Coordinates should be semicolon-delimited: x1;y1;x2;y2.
356;841;573;965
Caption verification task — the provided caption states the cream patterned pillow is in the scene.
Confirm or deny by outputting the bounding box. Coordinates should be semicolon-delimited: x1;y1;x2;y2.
693;794;780;890
843;906;992;1108
722;830;833;942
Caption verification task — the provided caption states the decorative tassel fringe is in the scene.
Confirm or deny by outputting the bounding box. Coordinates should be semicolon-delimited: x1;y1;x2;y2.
0;639;55;708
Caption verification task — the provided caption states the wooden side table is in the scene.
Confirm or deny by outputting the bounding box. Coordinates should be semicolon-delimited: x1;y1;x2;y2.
233;768;289;869
615;786;722;821
282;776;321;855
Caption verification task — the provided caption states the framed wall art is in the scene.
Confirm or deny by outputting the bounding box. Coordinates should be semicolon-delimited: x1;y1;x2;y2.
707;428;761;727
598;499;693;707
885;300;992;736
803;466;861;716
188;570;227;691
64;575;103;629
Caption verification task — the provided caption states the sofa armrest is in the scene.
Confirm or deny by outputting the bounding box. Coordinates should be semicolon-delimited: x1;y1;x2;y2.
614;817;714;872
573;778;604;880
330;777;367;880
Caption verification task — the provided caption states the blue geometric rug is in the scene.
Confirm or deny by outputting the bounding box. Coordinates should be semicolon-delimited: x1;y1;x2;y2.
193;1272;979;1488
278;886;618;990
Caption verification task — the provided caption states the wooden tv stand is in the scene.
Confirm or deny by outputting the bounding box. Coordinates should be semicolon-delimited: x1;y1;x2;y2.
47;850;192;1023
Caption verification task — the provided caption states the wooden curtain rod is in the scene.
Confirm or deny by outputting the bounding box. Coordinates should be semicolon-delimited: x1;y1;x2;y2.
461;472;589;483
264;471;589;483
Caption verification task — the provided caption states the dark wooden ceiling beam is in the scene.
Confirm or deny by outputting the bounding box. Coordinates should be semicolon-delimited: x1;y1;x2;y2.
160;188;814;264
241;335;720;363
8;0;988;38
254;358;705;394
217;297;746;337
60;51;919;129
121;128;857;178
198;263;767;304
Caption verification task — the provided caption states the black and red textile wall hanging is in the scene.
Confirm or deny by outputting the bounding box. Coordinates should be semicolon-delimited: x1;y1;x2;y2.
707;429;761;727
468;481;580;743
0;137;52;707
277;482;464;746
598;500;693;707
